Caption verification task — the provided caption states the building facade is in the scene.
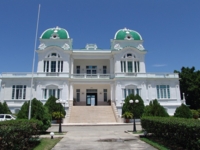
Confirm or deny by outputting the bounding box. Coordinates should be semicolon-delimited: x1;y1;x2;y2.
0;27;182;115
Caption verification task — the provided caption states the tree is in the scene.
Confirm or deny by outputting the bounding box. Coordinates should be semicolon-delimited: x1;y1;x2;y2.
0;102;11;114
142;99;169;117
174;67;200;109
122;94;144;118
0;102;4;114
174;104;192;118
17;98;51;131
3;102;11;114
44;96;66;118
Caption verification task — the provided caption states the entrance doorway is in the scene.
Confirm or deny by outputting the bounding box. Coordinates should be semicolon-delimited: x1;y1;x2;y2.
86;89;97;106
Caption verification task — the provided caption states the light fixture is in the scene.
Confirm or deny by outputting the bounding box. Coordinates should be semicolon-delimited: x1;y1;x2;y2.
50;132;54;139
82;92;84;95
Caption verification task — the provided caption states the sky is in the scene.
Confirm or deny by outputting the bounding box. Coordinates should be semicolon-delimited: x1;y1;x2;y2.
0;0;200;73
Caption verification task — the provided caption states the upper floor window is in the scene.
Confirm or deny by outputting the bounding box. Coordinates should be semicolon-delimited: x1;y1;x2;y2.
121;53;139;73
48;53;60;58
44;52;63;73
86;66;97;74
12;85;26;99
103;66;107;74
76;66;80;74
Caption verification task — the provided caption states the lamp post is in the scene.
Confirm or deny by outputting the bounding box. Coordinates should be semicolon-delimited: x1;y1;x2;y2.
129;99;139;132
56;99;66;133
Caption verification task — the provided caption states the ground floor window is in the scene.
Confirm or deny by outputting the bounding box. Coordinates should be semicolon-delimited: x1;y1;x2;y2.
122;88;141;99
76;89;80;102
12;85;26;99
156;85;170;99
43;89;60;99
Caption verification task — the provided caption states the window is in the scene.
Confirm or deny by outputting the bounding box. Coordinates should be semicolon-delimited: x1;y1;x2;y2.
121;53;140;73
43;89;60;99
103;89;107;102
157;85;170;99
103;66;107;74
76;89;80;102
127;53;132;57
86;66;97;74
44;53;63;73
122;88;140;98
51;53;57;56
127;62;133;72
12;85;26;99
77;66;80;74
51;61;56;72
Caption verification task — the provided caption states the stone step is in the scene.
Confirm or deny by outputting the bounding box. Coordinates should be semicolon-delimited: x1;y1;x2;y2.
68;106;117;123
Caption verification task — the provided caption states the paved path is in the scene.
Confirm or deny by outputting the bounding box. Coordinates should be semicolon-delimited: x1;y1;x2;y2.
49;125;156;150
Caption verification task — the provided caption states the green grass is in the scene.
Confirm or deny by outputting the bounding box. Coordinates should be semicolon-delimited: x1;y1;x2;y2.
140;138;169;150
33;138;62;150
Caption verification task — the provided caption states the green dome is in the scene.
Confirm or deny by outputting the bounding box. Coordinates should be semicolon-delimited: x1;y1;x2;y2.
40;26;70;39
114;28;142;40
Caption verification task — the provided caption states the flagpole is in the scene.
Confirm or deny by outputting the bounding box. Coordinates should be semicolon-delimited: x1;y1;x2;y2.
28;4;41;120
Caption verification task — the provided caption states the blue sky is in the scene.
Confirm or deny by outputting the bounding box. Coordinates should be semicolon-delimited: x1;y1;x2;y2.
0;0;199;73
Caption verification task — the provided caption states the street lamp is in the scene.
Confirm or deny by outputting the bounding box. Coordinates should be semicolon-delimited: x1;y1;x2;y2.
129;99;139;132
56;99;66;133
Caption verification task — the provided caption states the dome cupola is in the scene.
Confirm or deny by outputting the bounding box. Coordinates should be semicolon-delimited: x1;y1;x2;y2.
40;26;70;39
114;28;142;40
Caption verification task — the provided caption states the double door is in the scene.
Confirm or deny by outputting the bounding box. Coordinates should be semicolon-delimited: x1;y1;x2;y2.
86;93;97;106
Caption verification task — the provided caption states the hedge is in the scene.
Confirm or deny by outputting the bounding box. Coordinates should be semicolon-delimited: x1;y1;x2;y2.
141;117;200;150
0;119;42;150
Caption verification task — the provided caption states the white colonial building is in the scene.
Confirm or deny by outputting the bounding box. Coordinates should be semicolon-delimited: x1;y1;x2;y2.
0;27;182;118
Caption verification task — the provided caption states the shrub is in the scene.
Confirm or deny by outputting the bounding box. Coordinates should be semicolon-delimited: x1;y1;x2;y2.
0;119;42;150
191;109;199;119
142;99;169;117
17;98;51;131
174;104;192;118
141;116;200;150
122;94;145;118
44;96;66;118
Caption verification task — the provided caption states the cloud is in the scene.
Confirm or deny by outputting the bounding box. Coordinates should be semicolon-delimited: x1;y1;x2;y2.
152;64;167;67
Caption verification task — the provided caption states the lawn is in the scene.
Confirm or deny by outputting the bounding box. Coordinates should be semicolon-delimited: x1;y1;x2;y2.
33;138;62;150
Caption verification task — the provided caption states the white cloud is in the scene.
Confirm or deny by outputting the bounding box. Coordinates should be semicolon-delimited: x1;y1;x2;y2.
152;64;167;67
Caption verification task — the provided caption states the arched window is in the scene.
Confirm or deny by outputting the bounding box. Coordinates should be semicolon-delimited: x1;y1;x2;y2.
43;85;61;99
120;53;140;73
44;52;63;73
122;85;141;98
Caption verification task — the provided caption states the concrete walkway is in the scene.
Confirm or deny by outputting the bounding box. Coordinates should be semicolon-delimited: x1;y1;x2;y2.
48;125;156;150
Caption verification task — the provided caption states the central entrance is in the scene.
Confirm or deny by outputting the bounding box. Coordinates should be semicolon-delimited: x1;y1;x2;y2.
86;89;97;106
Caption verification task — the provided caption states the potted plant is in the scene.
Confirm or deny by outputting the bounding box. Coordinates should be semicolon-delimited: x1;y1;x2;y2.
107;99;111;105
52;112;64;123
122;111;133;123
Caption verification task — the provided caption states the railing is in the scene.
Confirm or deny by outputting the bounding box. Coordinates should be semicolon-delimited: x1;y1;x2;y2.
1;72;179;79
71;74;111;79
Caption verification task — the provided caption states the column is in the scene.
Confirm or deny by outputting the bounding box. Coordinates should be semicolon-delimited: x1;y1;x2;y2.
71;58;73;75
110;57;114;74
49;61;51;73
132;61;135;73
56;60;58;72
126;61;128;73
110;84;113;100
69;83;73;100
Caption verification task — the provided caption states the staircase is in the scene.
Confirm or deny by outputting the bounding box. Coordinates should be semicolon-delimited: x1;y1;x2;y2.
67;106;117;123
